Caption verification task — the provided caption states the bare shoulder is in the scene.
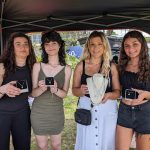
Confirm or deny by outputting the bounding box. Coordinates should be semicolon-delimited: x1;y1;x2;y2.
0;63;5;75
65;64;72;74
111;62;118;70
75;61;83;70
33;62;41;73
110;62;119;74
33;62;40;69
65;64;71;71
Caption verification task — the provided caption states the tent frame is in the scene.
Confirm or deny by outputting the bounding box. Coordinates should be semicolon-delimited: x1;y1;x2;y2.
1;0;150;53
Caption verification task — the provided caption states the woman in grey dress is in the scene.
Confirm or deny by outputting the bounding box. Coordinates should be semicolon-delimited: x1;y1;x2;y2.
31;31;72;150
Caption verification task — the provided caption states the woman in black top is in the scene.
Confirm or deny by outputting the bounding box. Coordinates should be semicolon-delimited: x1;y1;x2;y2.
0;32;36;150
72;31;120;150
116;31;150;150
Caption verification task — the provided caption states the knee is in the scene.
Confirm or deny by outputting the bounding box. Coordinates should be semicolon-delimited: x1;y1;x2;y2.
51;141;61;150
38;143;48;150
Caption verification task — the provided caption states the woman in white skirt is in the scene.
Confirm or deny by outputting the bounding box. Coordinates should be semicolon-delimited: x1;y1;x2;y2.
72;31;120;150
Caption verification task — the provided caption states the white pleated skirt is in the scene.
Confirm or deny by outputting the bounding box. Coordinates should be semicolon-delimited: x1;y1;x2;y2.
74;96;118;150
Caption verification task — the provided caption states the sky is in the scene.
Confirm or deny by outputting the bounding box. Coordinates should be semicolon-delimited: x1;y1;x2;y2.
114;29;150;37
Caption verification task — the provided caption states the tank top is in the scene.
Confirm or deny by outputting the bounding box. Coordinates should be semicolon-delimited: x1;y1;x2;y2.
80;60;112;97
0;66;32;112
120;71;150;98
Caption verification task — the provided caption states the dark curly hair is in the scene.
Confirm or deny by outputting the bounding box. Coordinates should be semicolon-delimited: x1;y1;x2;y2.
41;30;66;65
119;30;150;82
0;32;36;79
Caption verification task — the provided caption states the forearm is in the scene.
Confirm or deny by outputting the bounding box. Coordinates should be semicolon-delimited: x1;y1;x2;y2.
0;86;5;98
72;87;84;97
0;93;4;98
31;87;45;98
108;89;120;100
54;88;68;99
144;91;150;100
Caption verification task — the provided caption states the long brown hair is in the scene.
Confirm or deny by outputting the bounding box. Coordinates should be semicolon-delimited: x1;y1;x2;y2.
119;30;150;82
0;32;36;79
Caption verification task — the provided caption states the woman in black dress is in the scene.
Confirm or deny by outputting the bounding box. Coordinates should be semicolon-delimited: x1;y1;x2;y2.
0;32;36;150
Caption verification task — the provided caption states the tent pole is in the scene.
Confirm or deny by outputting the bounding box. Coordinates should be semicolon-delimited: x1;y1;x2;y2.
0;24;3;55
0;0;6;55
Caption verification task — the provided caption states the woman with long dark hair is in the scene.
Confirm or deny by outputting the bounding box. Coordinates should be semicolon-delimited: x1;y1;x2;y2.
31;30;72;150
116;30;150;150
0;32;36;150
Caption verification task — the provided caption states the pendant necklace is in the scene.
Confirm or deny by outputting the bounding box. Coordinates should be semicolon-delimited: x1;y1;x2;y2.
17;81;25;89
48;63;60;68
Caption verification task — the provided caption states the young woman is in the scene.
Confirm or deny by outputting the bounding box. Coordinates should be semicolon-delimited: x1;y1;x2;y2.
116;30;150;150
0;32;36;150
72;31;120;150
31;30;72;150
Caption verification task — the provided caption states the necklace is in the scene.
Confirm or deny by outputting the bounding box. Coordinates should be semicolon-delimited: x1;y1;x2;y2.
17;80;26;89
90;59;102;65
48;63;60;68
128;63;138;67
16;65;26;69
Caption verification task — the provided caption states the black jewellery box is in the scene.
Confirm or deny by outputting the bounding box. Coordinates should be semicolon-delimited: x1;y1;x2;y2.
16;80;29;93
125;89;139;100
45;77;54;86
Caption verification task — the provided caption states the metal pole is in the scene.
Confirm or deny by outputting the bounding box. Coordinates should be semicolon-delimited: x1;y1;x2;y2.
0;0;6;55
0;24;2;55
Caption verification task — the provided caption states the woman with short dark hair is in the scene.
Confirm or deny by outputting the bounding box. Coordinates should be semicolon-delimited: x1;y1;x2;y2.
31;30;72;150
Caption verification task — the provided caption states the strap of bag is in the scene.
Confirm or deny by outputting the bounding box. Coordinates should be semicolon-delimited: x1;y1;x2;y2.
82;60;85;74
98;60;103;73
76;60;94;109
76;98;93;109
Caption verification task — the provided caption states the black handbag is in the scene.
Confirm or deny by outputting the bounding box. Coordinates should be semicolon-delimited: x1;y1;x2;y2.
74;108;91;125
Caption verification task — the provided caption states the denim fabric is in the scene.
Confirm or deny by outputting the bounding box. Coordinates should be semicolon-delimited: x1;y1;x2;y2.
117;101;150;134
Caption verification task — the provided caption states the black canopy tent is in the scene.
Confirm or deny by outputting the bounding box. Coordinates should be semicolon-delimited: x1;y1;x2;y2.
1;0;150;53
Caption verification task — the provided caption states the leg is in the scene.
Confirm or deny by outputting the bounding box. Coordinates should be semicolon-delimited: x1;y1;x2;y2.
136;134;150;150
116;125;134;150
0;112;11;150
35;135;49;150
50;134;61;150
11;108;31;150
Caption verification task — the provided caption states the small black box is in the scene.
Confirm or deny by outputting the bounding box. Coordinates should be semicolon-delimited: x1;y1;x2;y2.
45;77;54;85
125;89;138;100
16;80;29;93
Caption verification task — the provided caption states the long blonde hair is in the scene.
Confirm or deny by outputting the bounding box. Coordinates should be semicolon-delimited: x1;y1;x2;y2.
81;31;112;77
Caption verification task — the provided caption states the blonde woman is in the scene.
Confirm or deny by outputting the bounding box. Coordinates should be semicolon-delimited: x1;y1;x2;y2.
72;31;120;150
